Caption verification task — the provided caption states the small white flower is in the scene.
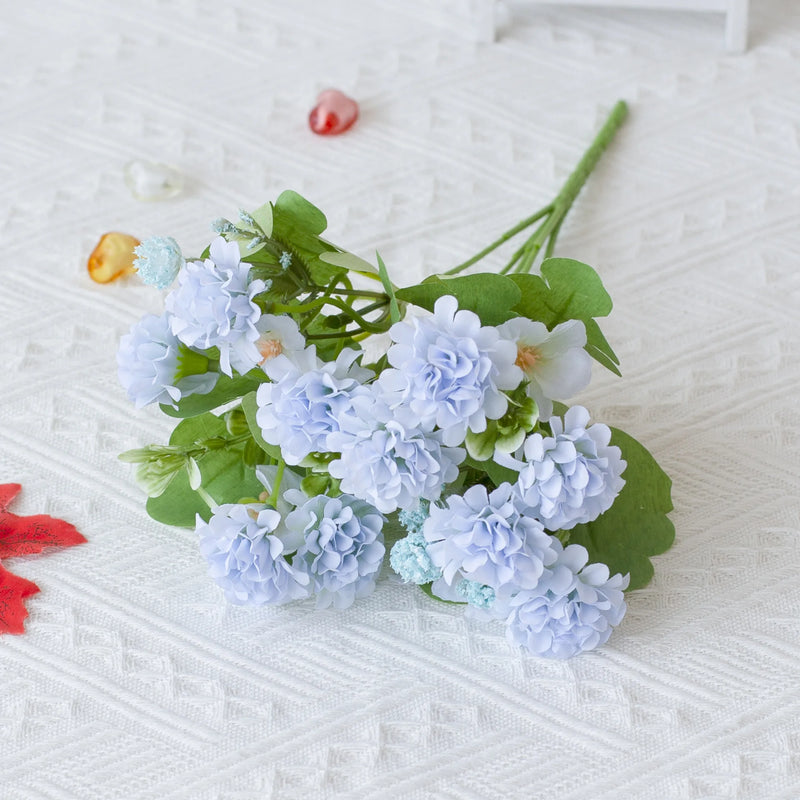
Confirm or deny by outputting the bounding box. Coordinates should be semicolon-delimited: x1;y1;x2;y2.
497;318;591;419
254;314;307;371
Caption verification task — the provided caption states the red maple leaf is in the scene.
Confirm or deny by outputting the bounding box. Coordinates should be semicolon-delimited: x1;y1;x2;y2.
0;483;87;634
0;564;41;634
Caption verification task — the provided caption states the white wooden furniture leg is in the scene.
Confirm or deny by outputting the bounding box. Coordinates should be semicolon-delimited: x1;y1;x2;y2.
474;0;499;42
725;0;750;53
475;1;749;52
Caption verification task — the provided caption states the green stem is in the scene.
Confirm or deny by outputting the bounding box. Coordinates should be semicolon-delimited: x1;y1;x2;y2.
537;100;628;264
354;299;390;316
329;287;388;300
196;486;217;510
272;297;329;315
198;433;251;452
445;204;554;276
274;295;390;334
450;99;628;275
307;304;393;341
510;208;564;274
266;460;286;509
542;217;563;261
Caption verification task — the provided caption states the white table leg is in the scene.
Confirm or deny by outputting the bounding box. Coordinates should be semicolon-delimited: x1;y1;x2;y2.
726;0;749;52
473;0;499;42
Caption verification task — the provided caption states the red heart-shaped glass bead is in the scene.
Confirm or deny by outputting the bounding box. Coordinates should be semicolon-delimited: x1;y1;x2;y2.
308;89;359;136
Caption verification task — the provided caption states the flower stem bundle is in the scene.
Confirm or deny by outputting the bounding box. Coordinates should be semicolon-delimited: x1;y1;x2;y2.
118;100;673;658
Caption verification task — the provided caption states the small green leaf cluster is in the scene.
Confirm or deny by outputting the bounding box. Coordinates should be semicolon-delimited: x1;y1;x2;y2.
210;191;398;362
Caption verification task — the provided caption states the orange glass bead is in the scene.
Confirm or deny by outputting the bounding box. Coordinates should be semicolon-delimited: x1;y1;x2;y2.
87;232;141;283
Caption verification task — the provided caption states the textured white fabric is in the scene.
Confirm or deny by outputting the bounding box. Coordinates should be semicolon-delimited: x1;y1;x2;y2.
1;1;799;797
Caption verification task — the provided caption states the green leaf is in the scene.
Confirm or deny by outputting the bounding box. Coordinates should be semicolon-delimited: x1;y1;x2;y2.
584;318;621;377
242;251;302;301
418;582;461;605
240;391;281;459
145;413;264;527
250;202;273;237
382;512;407;548
271;191;346;286
242;438;266;467
237;239;266;257
160;370;269;418
396;273;521;326
567;427;674;590
375;252;402;323
310;335;359;362
510;258;612;323
464;424;526;462
462;455;520;488
319;250;378;275
300;473;331;497
169;410;230;446
273;190;327;235
464;428;497;461
510;258;619;374
464;387;538;461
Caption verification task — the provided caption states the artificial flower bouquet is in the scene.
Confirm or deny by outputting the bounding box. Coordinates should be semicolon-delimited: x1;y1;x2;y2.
118;101;674;659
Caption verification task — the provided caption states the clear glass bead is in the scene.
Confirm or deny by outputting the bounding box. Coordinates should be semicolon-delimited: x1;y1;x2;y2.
124;159;183;201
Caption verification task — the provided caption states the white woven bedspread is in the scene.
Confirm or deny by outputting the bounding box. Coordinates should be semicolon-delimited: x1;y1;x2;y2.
2;1;799;797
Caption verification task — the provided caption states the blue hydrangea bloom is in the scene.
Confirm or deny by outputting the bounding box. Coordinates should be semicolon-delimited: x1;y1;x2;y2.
389;530;441;584
117;313;217;408
196;503;311;606
328;397;464;514
165;236;266;376
378;295;522;447
424;483;558;597
505;405;626;531
456;579;496;609
256;348;373;465
133;236;184;289
284;491;385;609
503;542;629;659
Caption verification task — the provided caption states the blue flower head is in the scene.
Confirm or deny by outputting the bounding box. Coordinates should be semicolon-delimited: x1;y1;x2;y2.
457;579;496;610
284;491;385;609
509;405;626;531
165;236;266;376
503;542;629;659
134;236;184;289
378;295;522;447
117;312;217;409
196;503;311;606
328;399;464;514
389;530;441;585
424;482;558;594
398;501;430;535
256;348;373;466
